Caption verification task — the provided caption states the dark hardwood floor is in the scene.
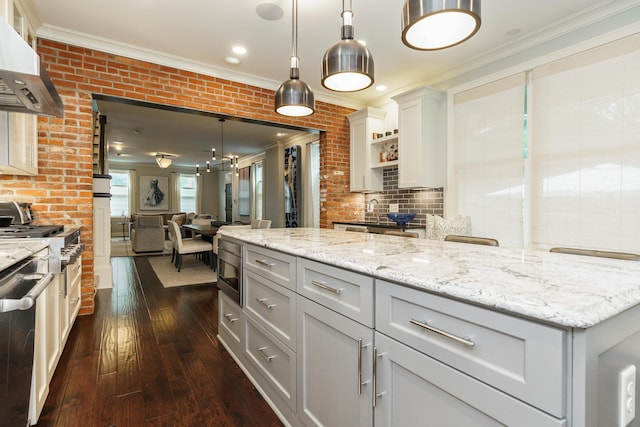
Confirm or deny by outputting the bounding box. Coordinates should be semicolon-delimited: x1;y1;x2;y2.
35;256;283;427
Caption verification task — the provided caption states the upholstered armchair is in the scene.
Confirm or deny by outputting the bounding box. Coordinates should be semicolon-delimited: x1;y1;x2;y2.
131;215;165;253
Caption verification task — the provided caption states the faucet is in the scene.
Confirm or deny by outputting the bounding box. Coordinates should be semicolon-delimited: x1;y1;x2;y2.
368;199;380;225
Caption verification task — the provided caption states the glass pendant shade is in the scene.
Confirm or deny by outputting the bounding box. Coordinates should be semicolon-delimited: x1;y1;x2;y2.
275;0;315;117
401;0;481;50
321;5;374;92
155;154;172;168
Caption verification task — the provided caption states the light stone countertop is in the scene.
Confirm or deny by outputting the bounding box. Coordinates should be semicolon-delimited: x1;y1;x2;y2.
218;227;640;329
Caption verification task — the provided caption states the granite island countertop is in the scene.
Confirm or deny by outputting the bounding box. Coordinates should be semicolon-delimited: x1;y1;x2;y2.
217;227;640;329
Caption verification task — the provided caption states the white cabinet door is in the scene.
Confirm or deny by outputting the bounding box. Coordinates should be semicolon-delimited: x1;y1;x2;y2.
347;107;386;193
30;273;62;424
392;86;445;189
374;333;565;427
0;111;38;176
297;296;373;427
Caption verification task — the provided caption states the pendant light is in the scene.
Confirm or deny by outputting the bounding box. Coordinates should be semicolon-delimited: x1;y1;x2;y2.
401;0;481;51
321;0;374;92
274;0;315;117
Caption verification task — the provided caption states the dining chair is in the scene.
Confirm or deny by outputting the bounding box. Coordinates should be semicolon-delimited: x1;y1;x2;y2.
444;235;499;246
167;221;214;272
549;247;640;261
383;230;419;238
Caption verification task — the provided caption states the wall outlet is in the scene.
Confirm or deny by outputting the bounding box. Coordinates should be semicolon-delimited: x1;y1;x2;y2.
618;365;636;426
389;203;399;213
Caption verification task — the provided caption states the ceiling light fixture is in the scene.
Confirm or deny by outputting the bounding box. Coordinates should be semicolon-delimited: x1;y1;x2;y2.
210;119;239;172
401;0;481;51
274;0;315;117
321;0;374;92
155;153;173;168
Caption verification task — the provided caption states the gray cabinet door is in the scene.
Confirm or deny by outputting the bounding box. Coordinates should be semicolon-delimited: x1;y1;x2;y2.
297;296;374;427
374;332;565;427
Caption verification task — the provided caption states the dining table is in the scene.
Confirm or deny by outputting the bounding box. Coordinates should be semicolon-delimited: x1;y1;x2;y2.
181;223;219;240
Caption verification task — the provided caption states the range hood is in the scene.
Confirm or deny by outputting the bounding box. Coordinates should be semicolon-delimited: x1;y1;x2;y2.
0;18;63;117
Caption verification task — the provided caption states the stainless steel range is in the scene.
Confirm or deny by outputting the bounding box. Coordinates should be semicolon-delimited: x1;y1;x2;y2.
0;202;84;273
0;225;83;273
0;239;51;426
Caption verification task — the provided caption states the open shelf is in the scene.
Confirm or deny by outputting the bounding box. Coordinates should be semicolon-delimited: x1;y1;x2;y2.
371;160;398;169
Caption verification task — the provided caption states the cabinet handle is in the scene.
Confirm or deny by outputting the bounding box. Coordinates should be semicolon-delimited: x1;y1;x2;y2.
310;280;342;295
373;346;378;408
255;259;276;268
256;297;275;309
409;319;475;347
223;313;238;323
358;339;363;395
257;346;276;362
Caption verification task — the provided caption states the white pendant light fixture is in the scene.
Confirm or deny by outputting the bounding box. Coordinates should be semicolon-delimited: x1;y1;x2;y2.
401;0;481;51
155;153;173;168
321;0;374;92
274;0;315;117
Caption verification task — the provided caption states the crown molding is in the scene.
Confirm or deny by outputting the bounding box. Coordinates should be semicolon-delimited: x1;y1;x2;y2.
36;24;363;110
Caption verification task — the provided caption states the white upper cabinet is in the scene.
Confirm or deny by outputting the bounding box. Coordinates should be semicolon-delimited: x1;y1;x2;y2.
347;107;386;192
0;111;38;176
0;0;39;176
392;86;446;189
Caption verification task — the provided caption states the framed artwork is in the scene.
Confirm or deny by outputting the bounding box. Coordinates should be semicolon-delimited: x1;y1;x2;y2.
139;175;169;210
284;145;300;227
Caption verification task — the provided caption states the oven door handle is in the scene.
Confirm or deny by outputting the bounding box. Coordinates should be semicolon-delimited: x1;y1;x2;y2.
0;273;54;313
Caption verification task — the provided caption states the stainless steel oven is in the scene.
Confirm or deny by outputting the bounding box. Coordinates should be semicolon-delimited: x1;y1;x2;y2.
217;238;243;306
0;243;51;426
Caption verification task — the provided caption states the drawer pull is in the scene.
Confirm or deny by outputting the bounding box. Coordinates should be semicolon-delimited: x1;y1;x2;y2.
358;339;363;395
257;346;276;362
410;319;475;347
223;313;238;323
310;280;342;295
256;297;275;309
255;259;276;268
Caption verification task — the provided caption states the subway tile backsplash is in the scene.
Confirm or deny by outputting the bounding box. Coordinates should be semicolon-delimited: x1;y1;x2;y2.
363;167;444;227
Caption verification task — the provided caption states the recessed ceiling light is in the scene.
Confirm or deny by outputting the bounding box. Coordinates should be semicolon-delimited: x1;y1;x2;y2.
233;46;247;55
225;56;241;65
376;85;387;91
277;132;286;137
256;2;284;21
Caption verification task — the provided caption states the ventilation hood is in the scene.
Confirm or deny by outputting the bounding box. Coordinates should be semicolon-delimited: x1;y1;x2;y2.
0;18;63;117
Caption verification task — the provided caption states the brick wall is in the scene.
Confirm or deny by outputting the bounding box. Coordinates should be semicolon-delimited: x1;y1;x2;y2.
0;39;361;314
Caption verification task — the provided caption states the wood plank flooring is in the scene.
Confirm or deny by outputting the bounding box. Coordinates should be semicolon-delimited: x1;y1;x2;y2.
35;256;283;427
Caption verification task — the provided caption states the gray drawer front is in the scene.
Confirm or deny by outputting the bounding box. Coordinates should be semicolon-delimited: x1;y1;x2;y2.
218;291;244;349
376;280;566;418
244;269;296;350
297;257;374;327
245;245;296;290
245;317;296;411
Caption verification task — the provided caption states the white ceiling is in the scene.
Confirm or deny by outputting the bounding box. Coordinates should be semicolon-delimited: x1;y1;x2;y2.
25;0;640;167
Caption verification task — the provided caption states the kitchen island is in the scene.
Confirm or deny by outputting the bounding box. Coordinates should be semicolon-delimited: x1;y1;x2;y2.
217;227;640;427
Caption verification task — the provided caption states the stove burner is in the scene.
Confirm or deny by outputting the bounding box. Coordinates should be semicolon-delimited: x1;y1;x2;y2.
0;225;64;238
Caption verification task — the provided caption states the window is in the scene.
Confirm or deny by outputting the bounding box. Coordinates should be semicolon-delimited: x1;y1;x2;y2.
179;174;197;213
110;170;130;217
238;166;250;216
252;162;263;220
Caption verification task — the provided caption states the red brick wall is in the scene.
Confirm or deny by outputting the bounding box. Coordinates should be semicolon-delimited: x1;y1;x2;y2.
0;39;364;314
